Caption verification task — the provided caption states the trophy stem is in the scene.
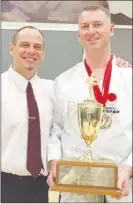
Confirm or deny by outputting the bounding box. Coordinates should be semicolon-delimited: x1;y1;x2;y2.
79;145;93;162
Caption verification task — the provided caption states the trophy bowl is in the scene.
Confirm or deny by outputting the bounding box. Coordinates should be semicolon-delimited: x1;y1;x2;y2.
78;101;103;146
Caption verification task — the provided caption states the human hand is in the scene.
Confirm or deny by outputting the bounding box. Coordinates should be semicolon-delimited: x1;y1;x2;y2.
47;160;57;187
116;57;132;68
117;165;132;199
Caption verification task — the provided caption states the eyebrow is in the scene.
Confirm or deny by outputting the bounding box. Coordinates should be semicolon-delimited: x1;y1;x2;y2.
19;41;43;47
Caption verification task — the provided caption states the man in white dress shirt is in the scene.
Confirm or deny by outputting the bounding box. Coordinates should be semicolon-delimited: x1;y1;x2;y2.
47;3;132;203
1;26;54;203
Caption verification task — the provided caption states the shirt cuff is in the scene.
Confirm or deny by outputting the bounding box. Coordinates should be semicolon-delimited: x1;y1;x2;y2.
47;144;62;162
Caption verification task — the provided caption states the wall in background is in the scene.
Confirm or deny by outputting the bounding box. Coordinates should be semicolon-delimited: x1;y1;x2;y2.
2;28;132;79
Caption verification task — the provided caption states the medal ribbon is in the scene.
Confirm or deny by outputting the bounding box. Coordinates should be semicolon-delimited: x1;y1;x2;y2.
84;54;113;107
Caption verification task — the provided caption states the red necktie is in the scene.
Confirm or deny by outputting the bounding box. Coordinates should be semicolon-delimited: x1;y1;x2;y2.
26;82;43;177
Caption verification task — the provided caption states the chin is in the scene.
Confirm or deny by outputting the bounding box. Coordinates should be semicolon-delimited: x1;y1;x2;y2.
84;42;100;49
27;67;35;71
89;46;101;50
24;64;36;70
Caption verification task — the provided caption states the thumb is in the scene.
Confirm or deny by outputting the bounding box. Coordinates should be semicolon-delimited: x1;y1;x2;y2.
47;173;56;186
117;178;123;190
114;179;123;200
51;160;57;179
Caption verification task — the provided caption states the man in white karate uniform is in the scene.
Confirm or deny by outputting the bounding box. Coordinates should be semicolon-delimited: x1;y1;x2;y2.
47;1;132;203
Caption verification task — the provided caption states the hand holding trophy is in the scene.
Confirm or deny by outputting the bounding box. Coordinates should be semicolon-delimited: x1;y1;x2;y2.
50;74;121;198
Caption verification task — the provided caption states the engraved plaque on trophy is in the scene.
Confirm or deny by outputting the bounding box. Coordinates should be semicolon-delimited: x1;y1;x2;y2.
50;74;121;198
51;160;121;197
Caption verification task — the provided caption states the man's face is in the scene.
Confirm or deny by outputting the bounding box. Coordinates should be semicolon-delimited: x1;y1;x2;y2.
78;9;114;50
9;28;44;73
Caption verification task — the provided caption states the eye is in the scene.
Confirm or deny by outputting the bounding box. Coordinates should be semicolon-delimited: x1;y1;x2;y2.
94;22;102;28
81;24;89;29
34;46;42;50
21;44;29;48
34;45;43;50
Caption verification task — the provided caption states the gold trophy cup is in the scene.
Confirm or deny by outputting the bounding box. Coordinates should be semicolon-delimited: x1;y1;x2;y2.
50;75;121;198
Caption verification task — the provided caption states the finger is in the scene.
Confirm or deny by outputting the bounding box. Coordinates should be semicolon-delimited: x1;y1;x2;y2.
47;174;55;186
127;63;132;68
119;60;125;67
121;180;129;197
119;61;132;68
114;195;122;200
117;179;123;191
124;61;130;68
46;175;52;186
53;165;57;179
116;57;121;66
124;61;132;68
117;59;129;68
51;161;57;179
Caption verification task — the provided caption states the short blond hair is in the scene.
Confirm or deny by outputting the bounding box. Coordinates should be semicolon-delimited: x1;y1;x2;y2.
81;1;111;21
82;0;110;10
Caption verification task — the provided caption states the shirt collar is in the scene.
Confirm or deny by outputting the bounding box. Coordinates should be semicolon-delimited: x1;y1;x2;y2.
8;65;38;92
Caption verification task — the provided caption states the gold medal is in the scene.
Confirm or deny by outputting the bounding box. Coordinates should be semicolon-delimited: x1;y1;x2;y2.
100;113;112;129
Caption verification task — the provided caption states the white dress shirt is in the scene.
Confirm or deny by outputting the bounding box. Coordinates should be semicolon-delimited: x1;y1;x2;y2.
2;66;54;176
47;55;132;202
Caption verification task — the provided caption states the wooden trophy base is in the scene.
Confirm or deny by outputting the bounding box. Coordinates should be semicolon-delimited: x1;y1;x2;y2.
51;185;121;198
51;159;122;198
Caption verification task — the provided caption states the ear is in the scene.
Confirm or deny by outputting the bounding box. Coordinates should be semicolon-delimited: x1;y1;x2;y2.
9;42;15;57
110;23;114;37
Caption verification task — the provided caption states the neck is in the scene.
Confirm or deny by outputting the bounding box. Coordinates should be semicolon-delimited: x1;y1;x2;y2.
85;46;111;71
13;65;36;80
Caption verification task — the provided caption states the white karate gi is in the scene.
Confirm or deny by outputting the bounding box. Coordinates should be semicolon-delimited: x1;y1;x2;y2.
47;55;132;203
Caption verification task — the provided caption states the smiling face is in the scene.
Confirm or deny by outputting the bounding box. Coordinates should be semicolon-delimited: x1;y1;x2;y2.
78;8;114;51
9;27;44;77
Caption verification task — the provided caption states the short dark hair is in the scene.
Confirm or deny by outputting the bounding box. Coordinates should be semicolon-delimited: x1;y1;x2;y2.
12;25;45;48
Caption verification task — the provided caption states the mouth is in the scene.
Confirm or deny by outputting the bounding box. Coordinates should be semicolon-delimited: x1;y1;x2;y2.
22;57;36;62
88;38;99;42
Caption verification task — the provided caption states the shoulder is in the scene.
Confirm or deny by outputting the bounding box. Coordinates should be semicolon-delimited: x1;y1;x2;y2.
119;68;132;94
40;78;54;99
113;55;132;81
41;78;54;87
114;67;132;97
1;71;9;80
119;67;132;78
1;71;9;86
55;61;83;84
1;71;10;102
116;67;132;82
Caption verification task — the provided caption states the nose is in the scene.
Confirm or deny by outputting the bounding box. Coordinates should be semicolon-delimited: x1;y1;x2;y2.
88;25;95;35
28;46;35;53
